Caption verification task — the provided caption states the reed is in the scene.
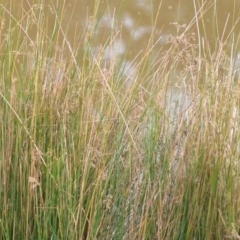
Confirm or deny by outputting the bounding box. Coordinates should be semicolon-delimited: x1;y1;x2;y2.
0;0;240;239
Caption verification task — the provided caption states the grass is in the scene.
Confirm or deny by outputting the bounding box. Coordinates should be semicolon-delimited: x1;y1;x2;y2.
0;0;240;239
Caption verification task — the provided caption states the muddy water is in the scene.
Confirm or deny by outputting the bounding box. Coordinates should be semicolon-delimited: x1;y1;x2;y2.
61;0;240;118
12;1;240;59
7;0;240;118
66;1;240;55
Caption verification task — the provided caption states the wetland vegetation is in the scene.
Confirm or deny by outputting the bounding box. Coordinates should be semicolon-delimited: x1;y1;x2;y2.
1;0;240;239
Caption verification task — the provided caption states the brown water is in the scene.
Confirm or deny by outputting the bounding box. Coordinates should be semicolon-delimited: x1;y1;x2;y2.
56;1;239;84
12;0;240;59
76;2;239;50
5;0;240;120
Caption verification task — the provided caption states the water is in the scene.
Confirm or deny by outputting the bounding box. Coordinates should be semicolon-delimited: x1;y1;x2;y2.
8;0;240;119
13;1;240;59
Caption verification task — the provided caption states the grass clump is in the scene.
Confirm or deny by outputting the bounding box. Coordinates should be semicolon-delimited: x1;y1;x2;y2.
0;1;240;239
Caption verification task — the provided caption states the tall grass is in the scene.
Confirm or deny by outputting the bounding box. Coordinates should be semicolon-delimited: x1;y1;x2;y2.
0;0;240;239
